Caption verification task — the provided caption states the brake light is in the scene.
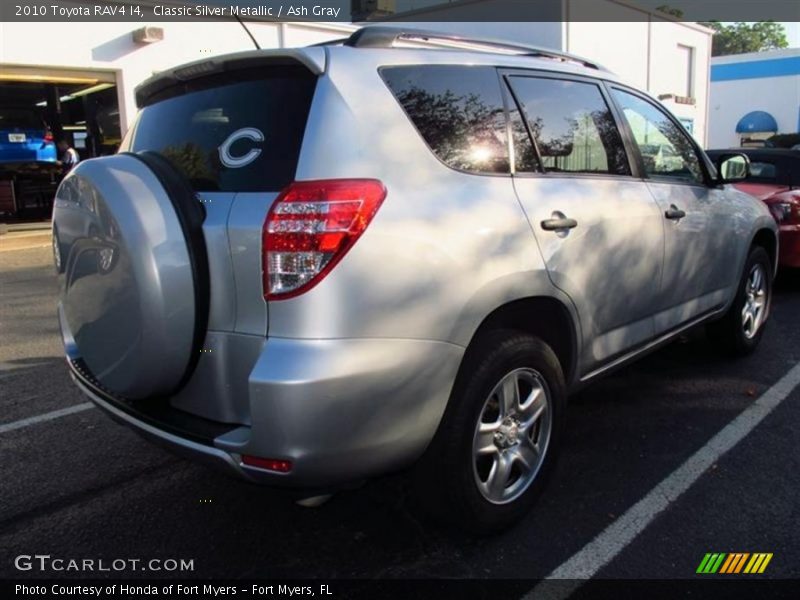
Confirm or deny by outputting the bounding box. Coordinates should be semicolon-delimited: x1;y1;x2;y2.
263;179;387;300
242;455;293;473
44;132;53;142
769;201;798;224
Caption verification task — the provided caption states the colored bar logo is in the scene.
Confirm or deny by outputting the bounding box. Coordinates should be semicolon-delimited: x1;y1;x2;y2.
697;553;773;574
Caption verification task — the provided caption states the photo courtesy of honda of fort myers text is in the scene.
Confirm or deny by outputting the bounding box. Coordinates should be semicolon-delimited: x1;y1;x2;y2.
15;583;334;597
2;1;800;599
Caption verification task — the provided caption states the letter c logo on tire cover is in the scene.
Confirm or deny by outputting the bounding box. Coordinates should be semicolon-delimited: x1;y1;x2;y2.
218;127;264;168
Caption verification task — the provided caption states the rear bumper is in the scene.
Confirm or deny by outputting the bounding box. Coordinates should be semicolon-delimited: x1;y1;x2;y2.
70;335;464;488
69;367;250;479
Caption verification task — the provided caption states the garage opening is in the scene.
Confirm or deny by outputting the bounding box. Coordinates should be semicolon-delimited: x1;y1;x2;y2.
0;66;121;222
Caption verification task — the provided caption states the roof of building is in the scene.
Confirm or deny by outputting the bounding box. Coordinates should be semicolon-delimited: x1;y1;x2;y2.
711;47;800;65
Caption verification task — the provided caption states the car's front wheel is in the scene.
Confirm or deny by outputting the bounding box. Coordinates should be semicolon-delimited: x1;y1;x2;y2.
413;330;565;534
708;245;772;356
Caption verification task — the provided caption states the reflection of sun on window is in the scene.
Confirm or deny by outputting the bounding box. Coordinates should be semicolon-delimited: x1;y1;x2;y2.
191;108;229;124
469;146;494;164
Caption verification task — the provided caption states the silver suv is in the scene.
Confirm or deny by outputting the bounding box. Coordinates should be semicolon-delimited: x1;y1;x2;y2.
54;28;778;533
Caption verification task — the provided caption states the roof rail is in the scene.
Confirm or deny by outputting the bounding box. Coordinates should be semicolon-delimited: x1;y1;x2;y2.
339;26;609;72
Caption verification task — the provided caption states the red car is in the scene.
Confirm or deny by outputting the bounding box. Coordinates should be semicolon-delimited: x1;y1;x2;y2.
707;148;800;269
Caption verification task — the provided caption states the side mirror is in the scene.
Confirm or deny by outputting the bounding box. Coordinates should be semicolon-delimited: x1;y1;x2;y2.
716;153;750;184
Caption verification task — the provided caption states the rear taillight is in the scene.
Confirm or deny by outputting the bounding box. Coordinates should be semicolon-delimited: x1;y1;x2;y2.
44;132;53;142
242;455;293;473
262;179;387;300
769;202;797;223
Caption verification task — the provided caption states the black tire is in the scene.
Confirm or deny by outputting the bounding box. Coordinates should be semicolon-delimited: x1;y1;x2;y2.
412;330;566;534
707;246;772;357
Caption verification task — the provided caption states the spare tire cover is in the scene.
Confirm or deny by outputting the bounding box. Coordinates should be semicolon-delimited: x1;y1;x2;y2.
54;153;205;400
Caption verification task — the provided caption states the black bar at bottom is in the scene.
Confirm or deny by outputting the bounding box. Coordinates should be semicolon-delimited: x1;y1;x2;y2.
4;579;800;600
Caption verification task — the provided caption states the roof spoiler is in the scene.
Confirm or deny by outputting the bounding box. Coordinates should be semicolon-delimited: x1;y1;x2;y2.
135;49;325;108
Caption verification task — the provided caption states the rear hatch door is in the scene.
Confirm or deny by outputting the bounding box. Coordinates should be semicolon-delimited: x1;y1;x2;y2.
55;52;321;420
128;60;320;337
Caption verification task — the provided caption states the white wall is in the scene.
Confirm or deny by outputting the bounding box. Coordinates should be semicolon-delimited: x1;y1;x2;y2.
566;21;650;87
709;76;800;149
566;13;711;145
708;49;800;149
648;19;711;145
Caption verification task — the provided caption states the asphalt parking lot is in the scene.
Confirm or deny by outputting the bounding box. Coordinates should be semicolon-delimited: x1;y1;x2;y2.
1;245;799;586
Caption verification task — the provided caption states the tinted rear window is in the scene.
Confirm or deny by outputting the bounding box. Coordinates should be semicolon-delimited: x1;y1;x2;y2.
130;66;316;192
381;66;509;174
0;109;42;130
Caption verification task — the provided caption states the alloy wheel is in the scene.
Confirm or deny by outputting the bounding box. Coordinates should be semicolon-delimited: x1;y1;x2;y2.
472;368;552;504
741;263;768;340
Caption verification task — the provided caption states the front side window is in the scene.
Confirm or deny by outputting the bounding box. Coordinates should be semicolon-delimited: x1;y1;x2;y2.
381;66;509;174
612;89;705;185
507;76;630;176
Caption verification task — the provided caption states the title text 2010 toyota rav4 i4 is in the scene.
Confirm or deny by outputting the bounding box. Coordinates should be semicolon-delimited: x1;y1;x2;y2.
54;28;777;533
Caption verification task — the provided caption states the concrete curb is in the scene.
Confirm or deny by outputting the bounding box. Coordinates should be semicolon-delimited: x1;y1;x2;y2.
0;221;52;235
0;232;52;252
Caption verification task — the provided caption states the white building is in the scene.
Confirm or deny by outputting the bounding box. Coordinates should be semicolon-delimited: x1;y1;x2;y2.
0;0;712;148
708;48;800;149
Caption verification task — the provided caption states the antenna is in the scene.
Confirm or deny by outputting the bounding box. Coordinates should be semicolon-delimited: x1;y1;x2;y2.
233;14;261;50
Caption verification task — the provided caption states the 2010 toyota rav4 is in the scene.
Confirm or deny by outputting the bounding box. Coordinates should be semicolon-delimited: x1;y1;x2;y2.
54;28;778;533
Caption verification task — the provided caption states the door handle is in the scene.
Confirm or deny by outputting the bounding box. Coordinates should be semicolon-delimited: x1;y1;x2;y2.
665;205;686;220
541;216;578;231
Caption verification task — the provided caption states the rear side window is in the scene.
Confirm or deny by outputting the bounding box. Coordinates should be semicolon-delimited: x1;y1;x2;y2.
381;66;509;174
507;77;630;176
749;161;778;180
130;66;316;192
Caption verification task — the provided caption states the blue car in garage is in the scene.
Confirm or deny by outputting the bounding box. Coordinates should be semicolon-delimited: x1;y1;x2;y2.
0;107;57;165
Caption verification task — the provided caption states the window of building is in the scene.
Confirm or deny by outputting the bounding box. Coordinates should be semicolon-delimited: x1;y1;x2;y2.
676;44;695;99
